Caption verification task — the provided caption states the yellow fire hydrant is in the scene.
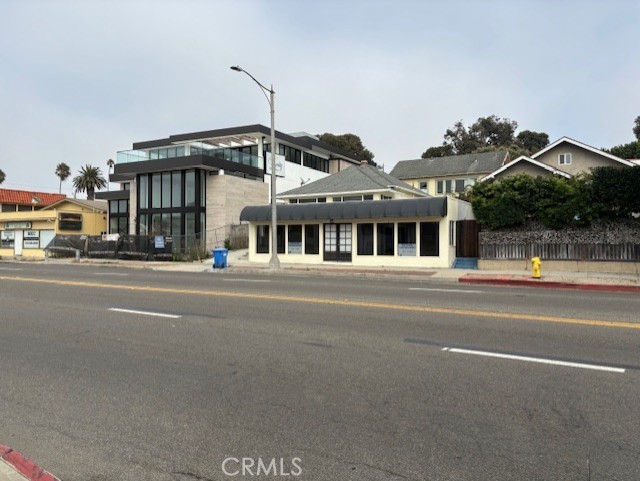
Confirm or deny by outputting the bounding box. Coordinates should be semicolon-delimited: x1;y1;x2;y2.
531;256;542;279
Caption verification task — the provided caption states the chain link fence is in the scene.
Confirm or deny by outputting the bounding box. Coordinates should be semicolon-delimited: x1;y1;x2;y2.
45;234;208;261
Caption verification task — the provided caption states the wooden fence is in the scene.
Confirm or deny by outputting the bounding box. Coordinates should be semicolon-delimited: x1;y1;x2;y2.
481;243;640;261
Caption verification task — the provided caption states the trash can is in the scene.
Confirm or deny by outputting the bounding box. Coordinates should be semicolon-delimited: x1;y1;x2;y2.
213;248;228;269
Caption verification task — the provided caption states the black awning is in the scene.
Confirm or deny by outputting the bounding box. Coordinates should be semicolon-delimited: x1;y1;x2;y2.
240;197;447;222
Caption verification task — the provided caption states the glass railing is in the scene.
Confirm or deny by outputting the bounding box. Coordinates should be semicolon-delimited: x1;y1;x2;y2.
116;144;261;169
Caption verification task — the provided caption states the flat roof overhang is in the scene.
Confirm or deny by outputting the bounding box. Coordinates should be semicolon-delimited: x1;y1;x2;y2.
240;197;447;222
131;124;361;164
111;154;264;181
95;190;131;201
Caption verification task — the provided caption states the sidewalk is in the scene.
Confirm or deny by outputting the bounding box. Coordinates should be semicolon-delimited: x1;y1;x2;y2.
32;249;640;292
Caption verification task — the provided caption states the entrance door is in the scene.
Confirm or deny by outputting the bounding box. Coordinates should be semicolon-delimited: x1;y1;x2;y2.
323;223;352;262
14;230;23;256
456;220;479;257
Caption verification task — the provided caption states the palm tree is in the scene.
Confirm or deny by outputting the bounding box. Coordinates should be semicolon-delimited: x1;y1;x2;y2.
72;164;107;200
0;169;5;185
55;162;71;194
106;159;115;191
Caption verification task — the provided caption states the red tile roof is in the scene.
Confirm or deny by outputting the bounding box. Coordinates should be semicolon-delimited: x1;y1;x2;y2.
0;188;66;206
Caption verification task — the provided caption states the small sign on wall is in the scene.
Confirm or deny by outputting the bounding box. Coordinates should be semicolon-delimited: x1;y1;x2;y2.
398;243;416;256
288;242;302;254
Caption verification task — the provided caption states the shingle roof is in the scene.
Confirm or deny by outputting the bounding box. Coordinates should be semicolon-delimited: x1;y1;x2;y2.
279;164;426;198
0;188;66;206
390;150;509;180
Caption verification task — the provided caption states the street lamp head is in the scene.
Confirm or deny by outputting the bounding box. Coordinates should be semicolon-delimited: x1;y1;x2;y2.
230;65;243;72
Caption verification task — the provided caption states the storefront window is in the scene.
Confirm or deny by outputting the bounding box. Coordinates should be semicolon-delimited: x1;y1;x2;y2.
257;225;269;254
304;225;319;254
377;223;394;256
357;223;374;255
420;222;439;256
288;225;302;254
398;222;416;256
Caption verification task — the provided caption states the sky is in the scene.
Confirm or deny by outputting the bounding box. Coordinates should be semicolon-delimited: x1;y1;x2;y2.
1;0;639;197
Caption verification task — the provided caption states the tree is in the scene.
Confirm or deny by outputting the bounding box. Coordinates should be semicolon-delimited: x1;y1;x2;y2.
0;169;5;185
422;115;549;157
317;133;375;164
72;164;107;200
469;115;518;148
55;162;71;194
516;130;549;154
634;115;640;140
608;141;640;160
421;145;454;158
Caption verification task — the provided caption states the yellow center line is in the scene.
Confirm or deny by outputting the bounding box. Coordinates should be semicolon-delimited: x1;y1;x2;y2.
2;275;639;330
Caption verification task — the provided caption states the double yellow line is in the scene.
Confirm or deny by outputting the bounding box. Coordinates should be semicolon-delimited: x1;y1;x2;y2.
3;275;640;330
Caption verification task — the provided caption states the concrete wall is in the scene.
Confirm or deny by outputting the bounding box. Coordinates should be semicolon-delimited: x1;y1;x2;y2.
479;259;640;275
206;173;268;250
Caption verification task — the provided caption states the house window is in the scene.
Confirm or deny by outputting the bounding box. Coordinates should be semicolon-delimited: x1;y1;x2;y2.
559;153;572;165
377;223;394;256
420;222;439;256
437;180;455;194
257;225;269;253
305;224;319;254
419;181;428;193
288;225;302;254
357;223;374;255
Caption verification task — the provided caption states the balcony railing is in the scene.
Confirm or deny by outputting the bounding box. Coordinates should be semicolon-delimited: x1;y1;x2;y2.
116;144;261;170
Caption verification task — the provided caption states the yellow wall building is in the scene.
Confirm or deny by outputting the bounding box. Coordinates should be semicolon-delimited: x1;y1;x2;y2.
0;198;107;259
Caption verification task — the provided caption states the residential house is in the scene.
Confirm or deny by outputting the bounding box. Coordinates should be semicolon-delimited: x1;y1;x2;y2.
98;125;361;250
390;151;509;195
483;137;635;180
0;196;107;258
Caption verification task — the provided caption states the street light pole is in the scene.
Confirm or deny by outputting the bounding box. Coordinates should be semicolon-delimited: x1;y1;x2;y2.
230;66;280;270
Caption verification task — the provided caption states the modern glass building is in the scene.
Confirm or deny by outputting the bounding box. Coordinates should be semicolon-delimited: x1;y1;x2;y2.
97;125;361;250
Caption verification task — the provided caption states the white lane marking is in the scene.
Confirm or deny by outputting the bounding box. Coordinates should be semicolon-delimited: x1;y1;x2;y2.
0;267;22;271
223;279;270;283
94;273;129;276
108;308;182;319
443;347;625;373
409;287;484;294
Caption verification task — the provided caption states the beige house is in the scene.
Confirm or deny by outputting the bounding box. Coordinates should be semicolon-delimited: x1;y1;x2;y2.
390;151;509;196
0;198;107;259
483;137;634;180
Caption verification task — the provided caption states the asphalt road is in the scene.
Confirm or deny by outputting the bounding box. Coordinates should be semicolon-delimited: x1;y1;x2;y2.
1;262;639;480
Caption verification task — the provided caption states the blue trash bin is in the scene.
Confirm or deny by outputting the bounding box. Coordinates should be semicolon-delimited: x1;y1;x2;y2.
213;248;228;269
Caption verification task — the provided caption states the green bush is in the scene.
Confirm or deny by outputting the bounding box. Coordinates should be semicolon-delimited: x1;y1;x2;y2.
469;169;639;230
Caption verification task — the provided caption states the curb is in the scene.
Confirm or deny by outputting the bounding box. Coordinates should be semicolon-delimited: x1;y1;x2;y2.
0;446;60;481
459;275;640;293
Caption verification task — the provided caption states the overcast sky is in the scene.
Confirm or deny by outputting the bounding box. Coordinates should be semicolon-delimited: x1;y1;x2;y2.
1;0;638;197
